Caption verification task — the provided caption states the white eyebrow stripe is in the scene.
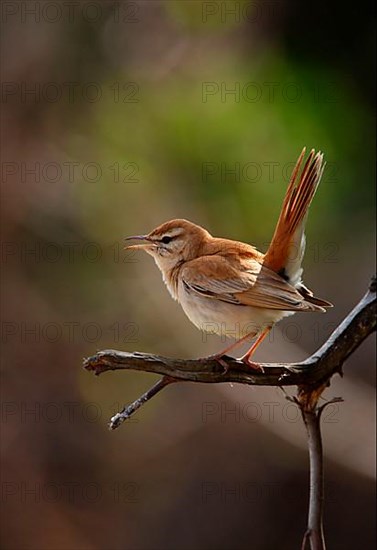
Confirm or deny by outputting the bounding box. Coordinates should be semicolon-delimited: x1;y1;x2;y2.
164;230;183;238
150;227;185;240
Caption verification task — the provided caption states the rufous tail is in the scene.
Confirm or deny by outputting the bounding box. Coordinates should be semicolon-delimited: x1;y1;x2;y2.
263;147;332;309
264;148;323;281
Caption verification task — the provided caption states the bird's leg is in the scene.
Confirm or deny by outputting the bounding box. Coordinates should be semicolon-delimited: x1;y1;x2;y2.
198;331;257;373
214;331;257;357
239;327;272;372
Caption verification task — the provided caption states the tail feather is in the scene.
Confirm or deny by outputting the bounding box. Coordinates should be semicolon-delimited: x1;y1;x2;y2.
263;148;325;286
298;283;333;310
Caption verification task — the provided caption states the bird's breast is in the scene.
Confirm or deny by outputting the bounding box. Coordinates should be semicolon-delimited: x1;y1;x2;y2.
152;257;182;300
177;280;290;338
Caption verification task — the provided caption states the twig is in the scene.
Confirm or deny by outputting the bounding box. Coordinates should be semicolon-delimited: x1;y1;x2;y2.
109;376;176;430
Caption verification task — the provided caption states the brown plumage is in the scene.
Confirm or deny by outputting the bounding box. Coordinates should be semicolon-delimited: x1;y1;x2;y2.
125;148;332;368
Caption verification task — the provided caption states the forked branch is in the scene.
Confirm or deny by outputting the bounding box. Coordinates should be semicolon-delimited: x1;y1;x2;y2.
83;277;375;550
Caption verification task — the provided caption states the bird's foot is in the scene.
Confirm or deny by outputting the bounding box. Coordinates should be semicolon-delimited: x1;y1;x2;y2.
239;355;265;373
197;353;232;374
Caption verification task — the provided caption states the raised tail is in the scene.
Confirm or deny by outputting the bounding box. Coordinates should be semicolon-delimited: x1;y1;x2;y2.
263;147;332;310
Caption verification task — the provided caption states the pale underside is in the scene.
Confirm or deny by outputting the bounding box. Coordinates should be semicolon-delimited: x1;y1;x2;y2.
156;248;323;340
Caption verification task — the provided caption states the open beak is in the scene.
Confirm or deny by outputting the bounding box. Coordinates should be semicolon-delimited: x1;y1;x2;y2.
124;235;153;251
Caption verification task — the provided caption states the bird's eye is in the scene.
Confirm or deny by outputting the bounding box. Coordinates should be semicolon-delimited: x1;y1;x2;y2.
161;236;173;244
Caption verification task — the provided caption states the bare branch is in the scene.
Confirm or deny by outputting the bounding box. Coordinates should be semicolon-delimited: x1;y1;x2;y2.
83;276;375;549
300;408;326;550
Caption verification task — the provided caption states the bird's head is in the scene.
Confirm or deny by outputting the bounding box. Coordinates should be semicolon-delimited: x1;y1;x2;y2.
125;219;210;271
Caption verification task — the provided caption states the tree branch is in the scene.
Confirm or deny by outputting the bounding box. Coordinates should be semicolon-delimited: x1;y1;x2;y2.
83;277;375;549
300;408;326;550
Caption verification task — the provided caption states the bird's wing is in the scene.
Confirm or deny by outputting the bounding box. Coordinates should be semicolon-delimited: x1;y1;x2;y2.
181;255;325;312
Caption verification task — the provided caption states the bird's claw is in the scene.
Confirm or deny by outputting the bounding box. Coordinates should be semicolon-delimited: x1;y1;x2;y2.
240;356;265;373
197;353;231;374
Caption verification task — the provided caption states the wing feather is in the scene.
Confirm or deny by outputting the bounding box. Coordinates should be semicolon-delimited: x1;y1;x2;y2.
181;256;325;312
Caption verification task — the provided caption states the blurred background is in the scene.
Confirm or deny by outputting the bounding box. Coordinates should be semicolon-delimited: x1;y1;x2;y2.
1;1;376;549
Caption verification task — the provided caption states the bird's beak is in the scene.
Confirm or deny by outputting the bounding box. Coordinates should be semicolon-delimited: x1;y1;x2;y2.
124;235;154;251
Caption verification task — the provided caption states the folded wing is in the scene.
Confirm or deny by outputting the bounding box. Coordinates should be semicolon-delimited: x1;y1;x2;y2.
181;255;327;312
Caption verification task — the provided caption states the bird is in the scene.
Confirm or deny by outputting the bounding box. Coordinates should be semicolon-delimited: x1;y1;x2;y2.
125;148;332;369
